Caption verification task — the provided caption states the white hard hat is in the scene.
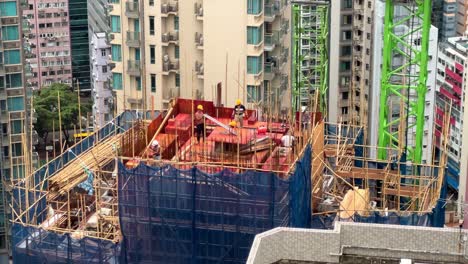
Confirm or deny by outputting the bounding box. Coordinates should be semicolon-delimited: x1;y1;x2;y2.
301;106;307;112
151;140;159;146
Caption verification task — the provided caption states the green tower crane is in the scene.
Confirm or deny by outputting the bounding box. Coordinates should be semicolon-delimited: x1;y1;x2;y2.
291;0;329;113
377;0;432;163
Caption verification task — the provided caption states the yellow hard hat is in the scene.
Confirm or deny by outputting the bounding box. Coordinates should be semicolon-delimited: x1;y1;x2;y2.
236;99;241;105
197;104;203;110
229;120;237;127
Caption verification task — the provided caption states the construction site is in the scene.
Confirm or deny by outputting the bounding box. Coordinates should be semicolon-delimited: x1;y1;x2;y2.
9;93;449;263
4;0;453;263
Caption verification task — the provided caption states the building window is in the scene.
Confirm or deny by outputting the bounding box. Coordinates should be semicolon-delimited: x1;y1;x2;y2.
339;61;351;72
0;1;18;16
149;16;155;35
111;44;122;61
11;143;22;157
175;46;179;59
149;0;154;6
247;0;262;15
4;50;20;65
341;46;352;56
5;73;22;88
247;55;262;74
342;92;349;100
136;77;141;91
110;16;121;33
247;85;260;103
109;0;119;3
101;49;107;56
102;66;108;73
10;120;22;134
247;25;263;45
135;48;140;60
1;26;19;41
150;45;155;64
7;97;24;111
112;73;122;90
175;74;180;87
151;74;156;92
342;0;352;9
174;16;179;30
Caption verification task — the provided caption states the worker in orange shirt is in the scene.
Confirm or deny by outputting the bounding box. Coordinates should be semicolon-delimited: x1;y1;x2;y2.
194;104;205;144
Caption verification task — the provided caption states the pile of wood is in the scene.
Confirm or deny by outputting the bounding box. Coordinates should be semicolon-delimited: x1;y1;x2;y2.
48;135;122;200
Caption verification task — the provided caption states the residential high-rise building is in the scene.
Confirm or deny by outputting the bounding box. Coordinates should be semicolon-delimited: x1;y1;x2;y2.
328;0;373;136
107;0;291;115
88;0;113;129
432;0;457;40
435;37;468;211
0;0;34;261
22;0;72;89
456;0;468;36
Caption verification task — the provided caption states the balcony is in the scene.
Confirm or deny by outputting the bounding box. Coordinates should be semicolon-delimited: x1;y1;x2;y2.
264;31;280;51
353;34;363;42
281;19;289;35
125;2;139;18
195;32;204;49
162;57;179;74
22;21;31;34
195;61;204;78
127;60;141;76
0;17;19;25
264;1;281;22
264;61;278;81
195;3;203;20
126;31;140;47
161;2;178;17
0;64;4;76
161;31;179;46
0;88;6;100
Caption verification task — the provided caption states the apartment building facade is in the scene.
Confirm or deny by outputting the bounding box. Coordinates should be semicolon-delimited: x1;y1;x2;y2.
22;0;72;89
88;0;113;129
328;0;373;134
106;0;291;115
456;0;468;36
90;33;112;128
432;0;457;40
436;37;468;204
0;0;33;261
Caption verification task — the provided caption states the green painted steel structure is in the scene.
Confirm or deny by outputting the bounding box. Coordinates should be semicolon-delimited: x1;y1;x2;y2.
292;3;329;113
377;0;432;163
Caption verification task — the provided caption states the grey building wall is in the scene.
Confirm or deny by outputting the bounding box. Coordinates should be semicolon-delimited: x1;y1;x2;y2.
248;222;468;264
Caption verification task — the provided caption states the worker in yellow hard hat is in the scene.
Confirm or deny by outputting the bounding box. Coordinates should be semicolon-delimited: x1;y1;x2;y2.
231;99;247;128
228;120;237;134
194;104;205;144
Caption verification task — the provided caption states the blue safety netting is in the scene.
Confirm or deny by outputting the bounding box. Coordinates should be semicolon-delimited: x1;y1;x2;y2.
12;224;120;263
118;146;312;264
12;144;311;264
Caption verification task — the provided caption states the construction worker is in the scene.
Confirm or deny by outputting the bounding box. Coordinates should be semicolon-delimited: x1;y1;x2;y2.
231;99;247;128
150;140;161;160
228;120;237;134
194;104;205;144
281;130;295;148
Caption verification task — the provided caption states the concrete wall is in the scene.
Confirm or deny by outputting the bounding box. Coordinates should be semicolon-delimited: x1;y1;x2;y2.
248;222;468;264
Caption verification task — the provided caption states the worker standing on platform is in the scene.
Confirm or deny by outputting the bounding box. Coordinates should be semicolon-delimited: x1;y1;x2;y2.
281;131;295;148
194;104;205;144
232;99;247;128
150;140;161;160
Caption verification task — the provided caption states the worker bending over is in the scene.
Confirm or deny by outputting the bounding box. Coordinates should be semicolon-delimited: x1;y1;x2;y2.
232;99;247;128
194;104;205;144
150;140;161;160
281;131;295;148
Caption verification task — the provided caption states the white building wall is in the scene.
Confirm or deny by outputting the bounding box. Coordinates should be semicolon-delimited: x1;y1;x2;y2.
328;0;340;123
91;32;112;129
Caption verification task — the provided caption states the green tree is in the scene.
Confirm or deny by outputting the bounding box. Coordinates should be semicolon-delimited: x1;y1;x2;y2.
34;83;91;147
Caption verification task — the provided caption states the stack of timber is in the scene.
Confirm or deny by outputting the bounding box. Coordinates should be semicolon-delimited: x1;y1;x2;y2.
47;135;122;200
